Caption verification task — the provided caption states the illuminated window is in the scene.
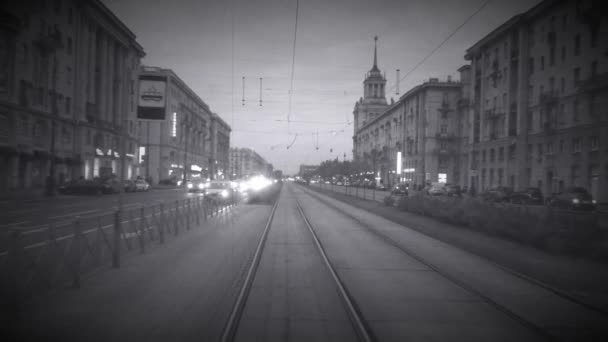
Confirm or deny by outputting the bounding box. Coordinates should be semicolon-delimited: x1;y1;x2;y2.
438;173;447;183
171;112;177;137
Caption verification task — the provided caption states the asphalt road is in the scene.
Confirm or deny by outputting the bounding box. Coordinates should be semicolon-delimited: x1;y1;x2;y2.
7;183;608;341
0;187;200;231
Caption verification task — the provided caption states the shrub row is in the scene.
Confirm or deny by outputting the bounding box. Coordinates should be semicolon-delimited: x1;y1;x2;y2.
394;193;608;260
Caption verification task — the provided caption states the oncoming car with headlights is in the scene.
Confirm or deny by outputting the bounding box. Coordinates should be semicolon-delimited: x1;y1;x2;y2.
203;180;234;202
187;179;208;193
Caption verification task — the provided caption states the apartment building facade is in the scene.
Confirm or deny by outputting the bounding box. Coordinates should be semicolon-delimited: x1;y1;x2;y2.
138;66;230;184
465;0;607;201
0;0;144;194
354;76;465;188
229;147;271;179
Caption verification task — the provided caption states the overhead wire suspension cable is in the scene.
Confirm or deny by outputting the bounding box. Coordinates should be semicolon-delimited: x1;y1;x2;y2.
386;0;492;94
287;0;300;135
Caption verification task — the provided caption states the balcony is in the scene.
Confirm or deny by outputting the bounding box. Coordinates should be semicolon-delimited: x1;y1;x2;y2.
539;91;558;105
579;72;608;93
484;109;504;120
543;122;556;135
435;132;456;140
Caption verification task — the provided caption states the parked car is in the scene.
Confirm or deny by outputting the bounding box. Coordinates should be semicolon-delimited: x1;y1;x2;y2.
124;180;137;192
391;183;409;196
376;183;388;191
445;184;462;197
509;187;543;205
427;183;447;196
481;186;514;202
133;178;150;191
547;187;596;211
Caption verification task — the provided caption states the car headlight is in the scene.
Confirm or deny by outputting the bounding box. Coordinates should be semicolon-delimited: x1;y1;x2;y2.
187;183;193;189
221;190;229;198
198;183;204;189
592;199;597;204
572;198;580;204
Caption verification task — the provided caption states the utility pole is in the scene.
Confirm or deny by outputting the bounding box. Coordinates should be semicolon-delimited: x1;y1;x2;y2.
182;115;190;187
44;30;63;197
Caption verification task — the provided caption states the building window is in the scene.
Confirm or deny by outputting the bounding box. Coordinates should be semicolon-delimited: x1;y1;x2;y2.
498;147;504;161
549;47;555;66
498;168;504;186
508;145;516;160
574;34;581;56
20;116;29;136
440;124;447;134
171;112;177;137
66;67;72;85
65;96;71;114
529;57;534;74
68;8;73;24
559;139;564;152
537;143;543;159
590;60;597;79
54;0;62;13
573;99;579;122
540;56;545;71
560;77;565;93
590;136;599;151
572;137;581;153
490;148;495;162
547;142;554;154
562;14;567;31
482;150;486;162
561;46;566;62
67;37;72;55
573;68;580;86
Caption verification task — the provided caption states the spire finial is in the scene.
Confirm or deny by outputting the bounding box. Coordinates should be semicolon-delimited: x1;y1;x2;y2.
373;36;378;69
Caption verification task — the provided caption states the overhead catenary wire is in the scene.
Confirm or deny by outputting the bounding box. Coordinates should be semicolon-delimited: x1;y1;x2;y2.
287;0;300;134
386;0;493;94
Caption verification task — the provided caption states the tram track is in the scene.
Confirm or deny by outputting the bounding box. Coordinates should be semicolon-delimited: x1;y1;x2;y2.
296;184;608;341
219;185;375;342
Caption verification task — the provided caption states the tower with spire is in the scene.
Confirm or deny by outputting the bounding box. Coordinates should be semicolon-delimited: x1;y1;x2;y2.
353;36;388;136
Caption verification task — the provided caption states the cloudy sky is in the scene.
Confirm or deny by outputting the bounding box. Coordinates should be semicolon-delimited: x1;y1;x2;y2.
102;0;540;174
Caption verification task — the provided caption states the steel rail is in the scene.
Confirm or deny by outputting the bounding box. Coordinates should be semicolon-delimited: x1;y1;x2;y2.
293;188;376;342
219;199;279;342
297;185;562;342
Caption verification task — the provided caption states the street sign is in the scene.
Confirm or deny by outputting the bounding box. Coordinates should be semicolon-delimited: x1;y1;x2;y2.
137;75;167;120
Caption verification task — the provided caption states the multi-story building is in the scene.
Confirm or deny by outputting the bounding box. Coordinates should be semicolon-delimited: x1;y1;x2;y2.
138;66;230;184
352;37;388;158
0;0;144;194
299;164;319;176
229;147;271;179
210;113;231;180
465;0;607;201
354;76;464;188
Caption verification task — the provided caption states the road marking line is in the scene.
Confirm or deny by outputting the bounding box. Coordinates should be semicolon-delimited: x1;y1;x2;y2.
50;209;100;220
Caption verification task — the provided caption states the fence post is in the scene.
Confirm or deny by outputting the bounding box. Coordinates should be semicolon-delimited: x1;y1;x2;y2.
7;230;22;322
203;198;208;221
113;209;121;268
72;217;82;288
186;199;191;231
373;187;376;201
94;217;102;266
195;197;200;226
159;202;165;244
174;200;180;236
139;206;145;254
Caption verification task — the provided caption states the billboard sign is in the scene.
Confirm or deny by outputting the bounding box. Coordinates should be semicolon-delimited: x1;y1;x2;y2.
137;75;167;120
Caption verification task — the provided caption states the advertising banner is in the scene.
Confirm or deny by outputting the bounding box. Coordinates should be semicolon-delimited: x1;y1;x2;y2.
137;75;167;120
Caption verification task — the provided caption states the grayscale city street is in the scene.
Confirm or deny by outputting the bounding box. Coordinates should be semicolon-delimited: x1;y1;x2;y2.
2;0;608;341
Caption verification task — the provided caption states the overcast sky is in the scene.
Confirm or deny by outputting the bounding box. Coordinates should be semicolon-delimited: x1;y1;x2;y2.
102;0;540;174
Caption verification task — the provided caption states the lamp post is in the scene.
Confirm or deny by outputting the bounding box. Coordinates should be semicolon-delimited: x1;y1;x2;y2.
41;30;63;197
